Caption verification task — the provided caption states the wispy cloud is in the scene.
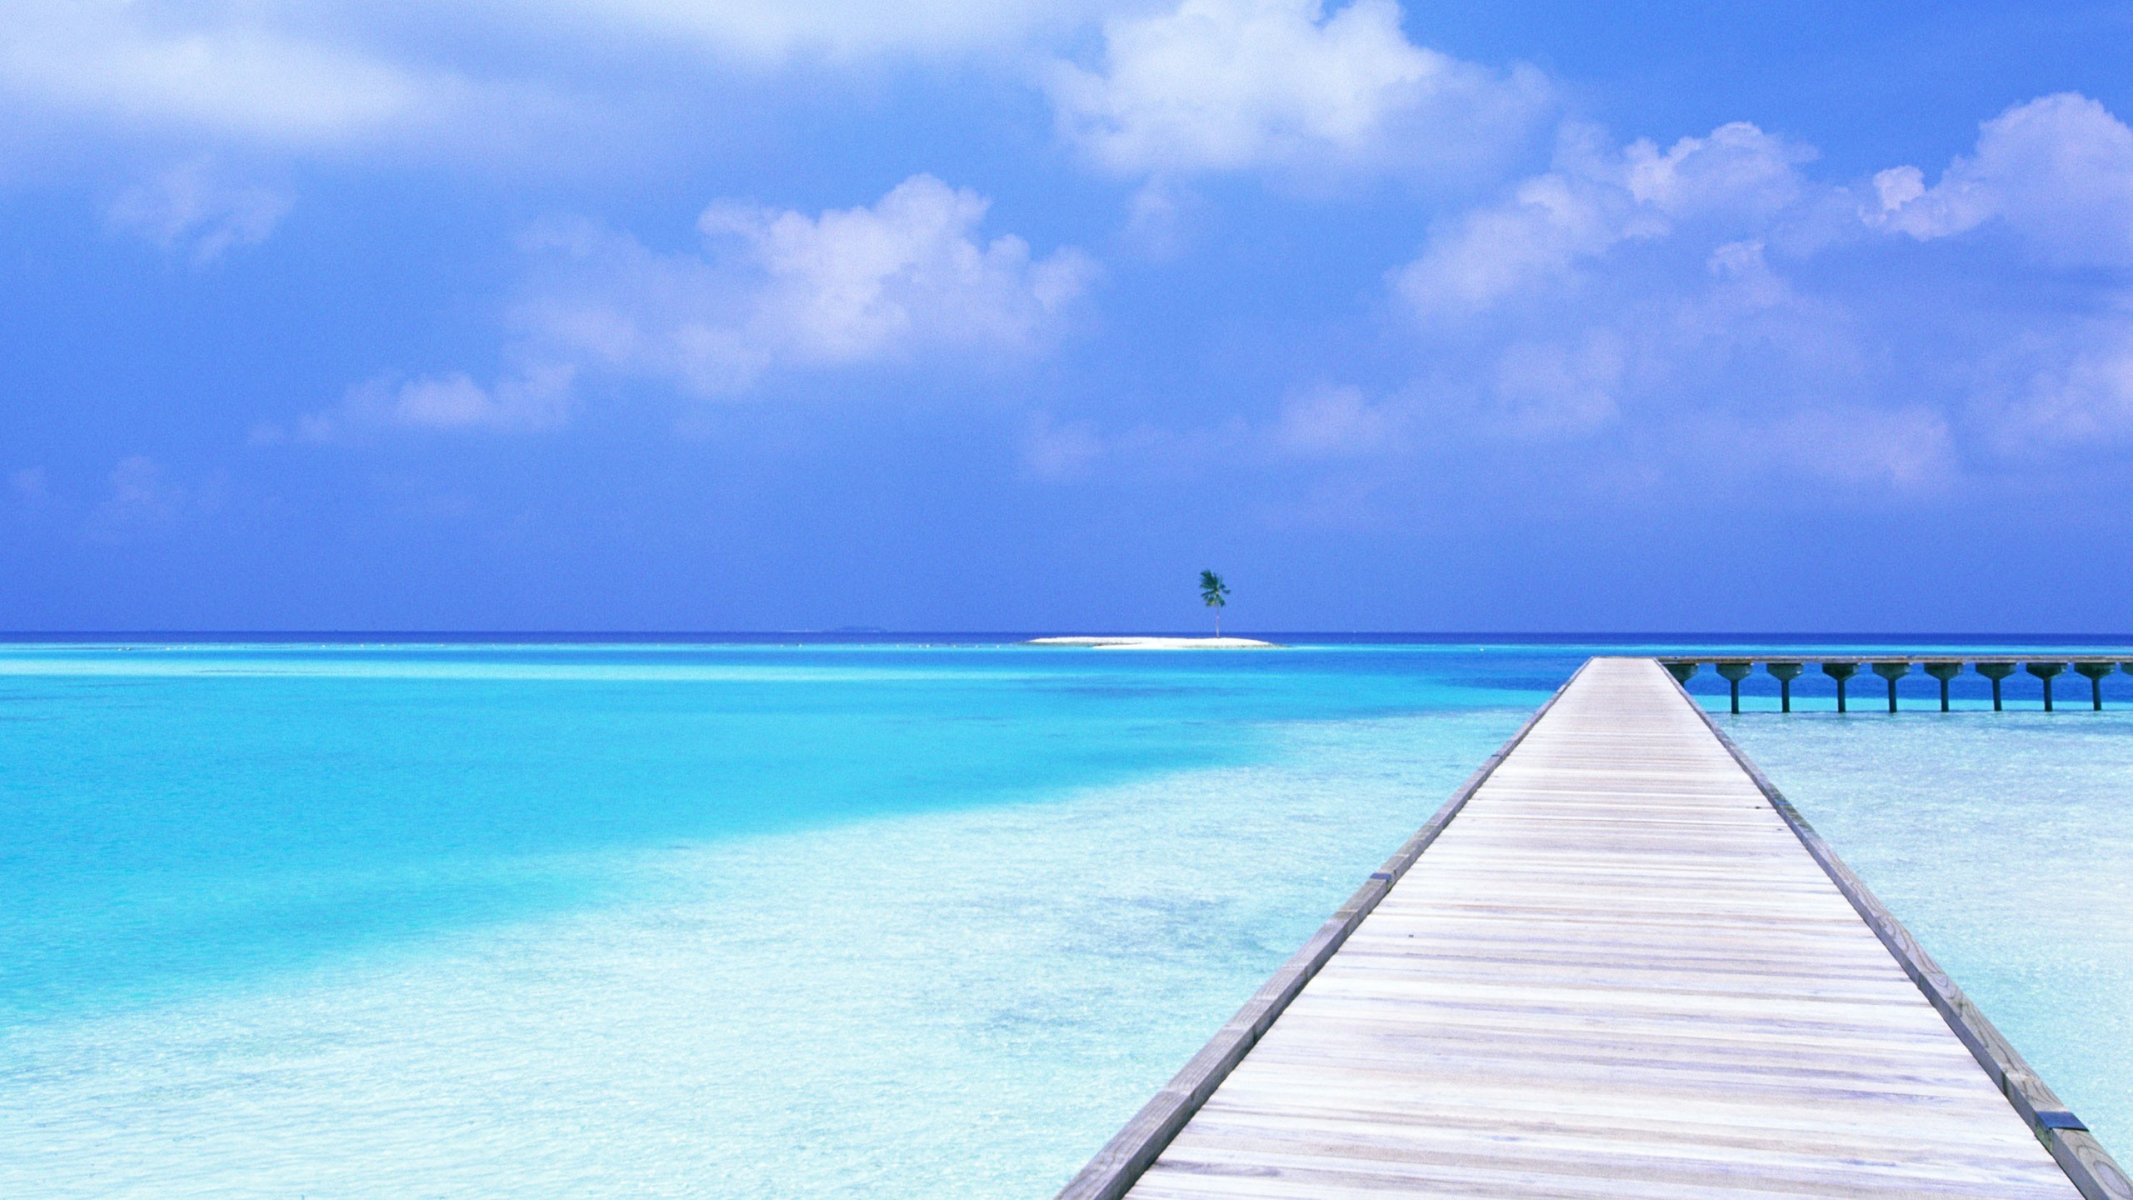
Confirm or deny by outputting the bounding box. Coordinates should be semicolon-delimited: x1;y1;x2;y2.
542;0;1118;64
277;366;578;445
1395;121;1824;320
0;4;489;150
1971;300;2133;452
106;160;291;263
1268;383;1410;458
84;454;223;540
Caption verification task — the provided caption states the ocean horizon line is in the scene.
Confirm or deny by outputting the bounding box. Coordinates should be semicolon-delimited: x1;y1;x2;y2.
4;630;2133;644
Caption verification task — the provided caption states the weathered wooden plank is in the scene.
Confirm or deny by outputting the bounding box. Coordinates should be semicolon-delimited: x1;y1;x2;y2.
1667;670;2133;1200
1058;657;2125;1199
1050;665;1587;1200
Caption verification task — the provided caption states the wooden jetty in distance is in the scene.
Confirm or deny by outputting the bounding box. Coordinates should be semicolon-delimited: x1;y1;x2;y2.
1662;654;2133;713
1059;658;2130;1200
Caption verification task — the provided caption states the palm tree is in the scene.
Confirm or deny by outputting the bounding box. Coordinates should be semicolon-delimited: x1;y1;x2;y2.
1198;570;1230;637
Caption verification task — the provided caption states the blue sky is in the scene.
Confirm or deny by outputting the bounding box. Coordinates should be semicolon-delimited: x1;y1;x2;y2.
4;0;2133;632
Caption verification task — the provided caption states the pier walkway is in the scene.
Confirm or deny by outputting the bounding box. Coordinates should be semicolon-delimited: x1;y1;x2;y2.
1063;657;2127;1199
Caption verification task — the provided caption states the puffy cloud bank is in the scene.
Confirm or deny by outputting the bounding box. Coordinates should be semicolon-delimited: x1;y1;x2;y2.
1344;92;2133;487
291;175;1093;439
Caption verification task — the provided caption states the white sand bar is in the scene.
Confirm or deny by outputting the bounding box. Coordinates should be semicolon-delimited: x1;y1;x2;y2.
1068;657;2111;1199
1026;637;1279;650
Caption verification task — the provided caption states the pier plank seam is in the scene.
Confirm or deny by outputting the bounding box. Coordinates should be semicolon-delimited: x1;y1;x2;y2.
1061;657;2125;1199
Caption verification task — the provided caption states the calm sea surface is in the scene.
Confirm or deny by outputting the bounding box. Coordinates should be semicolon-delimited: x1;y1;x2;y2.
1;638;2127;1195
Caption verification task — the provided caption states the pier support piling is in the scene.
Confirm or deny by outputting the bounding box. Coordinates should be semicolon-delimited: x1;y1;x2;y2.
2026;662;2066;712
1716;661;1752;714
1634;657;2125;717
1977;662;2015;711
1820;661;1859;712
2075;662;2114;710
1766;661;1803;712
1871;661;1911;713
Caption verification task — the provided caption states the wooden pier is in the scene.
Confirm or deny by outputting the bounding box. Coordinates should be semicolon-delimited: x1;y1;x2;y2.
1061;657;2129;1199
1661;655;2133;713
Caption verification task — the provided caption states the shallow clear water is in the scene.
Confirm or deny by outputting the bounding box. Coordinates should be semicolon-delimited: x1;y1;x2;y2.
1726;712;2133;1158
1;639;2127;1195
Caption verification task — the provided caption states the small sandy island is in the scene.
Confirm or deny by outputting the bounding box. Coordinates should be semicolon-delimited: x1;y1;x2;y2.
1025;635;1280;650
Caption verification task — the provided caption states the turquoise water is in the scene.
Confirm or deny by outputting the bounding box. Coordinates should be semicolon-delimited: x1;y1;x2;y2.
0;639;2127;1195
1726;712;2133;1159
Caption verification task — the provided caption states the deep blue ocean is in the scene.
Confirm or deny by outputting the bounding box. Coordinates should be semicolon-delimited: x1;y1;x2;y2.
1;637;2127;1196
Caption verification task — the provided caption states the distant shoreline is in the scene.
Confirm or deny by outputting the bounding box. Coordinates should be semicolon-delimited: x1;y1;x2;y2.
1024;636;1281;650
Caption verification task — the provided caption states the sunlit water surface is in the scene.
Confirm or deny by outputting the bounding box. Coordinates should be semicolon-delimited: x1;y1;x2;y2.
0;640;2127;1195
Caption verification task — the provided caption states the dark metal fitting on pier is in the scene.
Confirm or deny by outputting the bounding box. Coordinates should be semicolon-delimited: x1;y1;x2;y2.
2035;1110;2090;1133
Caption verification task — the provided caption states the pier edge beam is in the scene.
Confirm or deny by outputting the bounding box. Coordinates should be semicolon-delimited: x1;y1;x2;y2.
2026;661;2067;712
1716;661;1752;714
1870;661;1911;713
1976;661;2015;711
2075;662;2114;711
1766;661;1804;713
1923;661;1963;712
1820;660;1860;713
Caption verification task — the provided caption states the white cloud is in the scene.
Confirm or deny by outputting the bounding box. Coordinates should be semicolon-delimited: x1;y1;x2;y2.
548;0;1113;64
1022;415;1109;480
1375;123;1955;487
106;160;291;263
0;1;1122;166
1490;332;1624;437
284;366;577;444
1871;93;2133;266
1049;0;1547;178
1970;304;2133;451
290;175;1094;439
1270;383;1406;457
1619;122;1814;220
0;4;494;150
1018;383;1413;485
1028;92;2133;500
1393;168;1633;318
99;456;183;524
1749;406;1957;490
520;174;1095;398
2019;332;2133;442
1395;121;1818;319
85;454;223;538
